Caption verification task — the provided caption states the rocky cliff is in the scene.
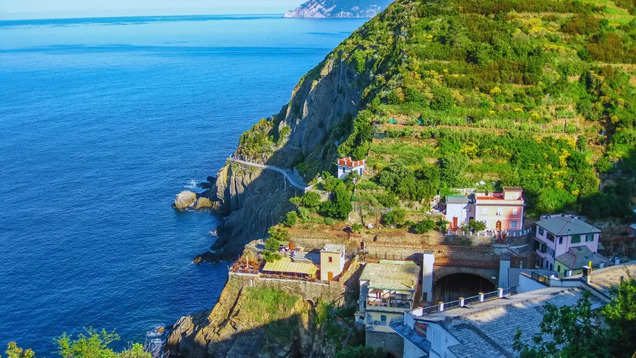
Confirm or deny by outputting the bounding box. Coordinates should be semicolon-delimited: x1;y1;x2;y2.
164;275;359;358
284;0;393;18
209;38;372;257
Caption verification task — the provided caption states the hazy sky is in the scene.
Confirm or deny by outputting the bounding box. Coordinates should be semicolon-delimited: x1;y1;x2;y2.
0;0;303;19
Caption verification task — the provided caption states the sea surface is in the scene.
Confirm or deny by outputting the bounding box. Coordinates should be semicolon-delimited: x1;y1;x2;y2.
0;14;365;355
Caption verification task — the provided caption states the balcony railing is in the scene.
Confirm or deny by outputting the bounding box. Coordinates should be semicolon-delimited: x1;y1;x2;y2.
413;287;516;317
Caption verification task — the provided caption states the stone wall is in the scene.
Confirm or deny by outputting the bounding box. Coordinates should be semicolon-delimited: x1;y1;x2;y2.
366;330;404;358
229;272;345;302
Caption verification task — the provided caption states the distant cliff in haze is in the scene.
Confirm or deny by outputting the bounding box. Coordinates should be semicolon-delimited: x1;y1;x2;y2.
284;0;393;18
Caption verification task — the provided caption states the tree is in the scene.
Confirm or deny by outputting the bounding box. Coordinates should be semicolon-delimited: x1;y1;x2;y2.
439;155;468;188
467;219;486;232
263;226;289;262
283;211;298;227
56;328;120;358
411;218;436;234
513;278;636;358
602;278;636;357
320;183;353;220
2;343;35;358
300;191;321;209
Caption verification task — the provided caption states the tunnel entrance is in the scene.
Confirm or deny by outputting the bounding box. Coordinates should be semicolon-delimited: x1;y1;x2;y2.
434;273;496;302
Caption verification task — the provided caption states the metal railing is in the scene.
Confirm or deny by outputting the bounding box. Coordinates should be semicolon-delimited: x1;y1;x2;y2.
414;287;516;317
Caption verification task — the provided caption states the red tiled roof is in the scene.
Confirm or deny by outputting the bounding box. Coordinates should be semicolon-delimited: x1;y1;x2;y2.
475;193;505;200
338;157;365;168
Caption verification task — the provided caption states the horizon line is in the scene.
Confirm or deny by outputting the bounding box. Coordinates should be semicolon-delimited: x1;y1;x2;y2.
0;12;288;22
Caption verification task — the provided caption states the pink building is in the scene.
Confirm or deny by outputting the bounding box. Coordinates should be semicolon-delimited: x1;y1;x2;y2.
534;214;601;272
473;187;525;232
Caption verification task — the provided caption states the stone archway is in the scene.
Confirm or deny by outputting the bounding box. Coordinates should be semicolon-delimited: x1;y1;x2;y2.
433;267;498;302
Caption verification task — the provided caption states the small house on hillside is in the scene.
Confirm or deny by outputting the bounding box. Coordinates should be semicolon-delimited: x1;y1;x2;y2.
337;157;365;179
535;214;602;273
320;244;345;281
444;187;525;233
445;195;473;230
474;187;525;232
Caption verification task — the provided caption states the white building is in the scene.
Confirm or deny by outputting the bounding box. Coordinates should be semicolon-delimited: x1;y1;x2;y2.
445;195;474;230
337;157;365;179
392;263;635;358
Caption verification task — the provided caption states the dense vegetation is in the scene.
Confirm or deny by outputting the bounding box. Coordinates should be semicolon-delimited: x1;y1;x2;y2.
329;0;635;219
1;329;150;358
236;0;635;226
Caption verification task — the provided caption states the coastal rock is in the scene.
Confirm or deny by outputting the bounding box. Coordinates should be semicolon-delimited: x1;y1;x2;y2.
194;197;213;210
173;191;198;210
192;251;220;264
284;0;393;18
164;275;351;358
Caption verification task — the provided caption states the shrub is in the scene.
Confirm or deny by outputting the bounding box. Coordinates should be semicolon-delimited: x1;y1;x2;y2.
382;208;407;226
300;191;321;209
411;218;436;233
430;86;455;111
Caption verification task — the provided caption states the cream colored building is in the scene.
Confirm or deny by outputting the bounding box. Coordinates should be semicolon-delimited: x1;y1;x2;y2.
320;244;345;281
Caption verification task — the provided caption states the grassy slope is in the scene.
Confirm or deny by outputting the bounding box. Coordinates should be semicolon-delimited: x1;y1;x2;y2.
332;0;635;218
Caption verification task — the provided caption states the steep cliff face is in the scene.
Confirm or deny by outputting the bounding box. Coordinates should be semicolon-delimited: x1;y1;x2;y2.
211;49;368;256
165;275;356;358
284;0;393;18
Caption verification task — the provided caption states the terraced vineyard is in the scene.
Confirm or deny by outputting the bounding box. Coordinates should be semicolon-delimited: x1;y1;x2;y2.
329;0;635;219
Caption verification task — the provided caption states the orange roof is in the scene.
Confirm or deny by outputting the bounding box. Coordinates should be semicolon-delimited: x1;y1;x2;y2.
338;157;365;168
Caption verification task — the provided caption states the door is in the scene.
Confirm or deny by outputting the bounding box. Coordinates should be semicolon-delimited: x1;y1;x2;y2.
496;220;502;231
327;272;333;281
452;217;458;229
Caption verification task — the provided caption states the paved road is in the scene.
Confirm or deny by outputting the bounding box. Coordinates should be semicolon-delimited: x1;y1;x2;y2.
229;158;309;191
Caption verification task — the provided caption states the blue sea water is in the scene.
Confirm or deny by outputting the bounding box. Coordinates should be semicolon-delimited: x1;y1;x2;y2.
0;14;365;355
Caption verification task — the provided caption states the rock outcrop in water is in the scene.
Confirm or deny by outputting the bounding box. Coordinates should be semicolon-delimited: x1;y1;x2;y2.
173;191;198;210
284;0;393;18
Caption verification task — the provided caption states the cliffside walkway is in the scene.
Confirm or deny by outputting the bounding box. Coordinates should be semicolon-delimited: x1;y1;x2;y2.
229;158;313;192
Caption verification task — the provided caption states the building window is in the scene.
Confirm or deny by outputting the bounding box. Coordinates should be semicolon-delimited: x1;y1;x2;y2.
547;233;555;242
572;235;581;243
328;257;333;263
496;208;503;216
538;227;544;235
513;208;518;215
559;237;563;245
511;221;518;229
586;234;594;242
380;315;387;323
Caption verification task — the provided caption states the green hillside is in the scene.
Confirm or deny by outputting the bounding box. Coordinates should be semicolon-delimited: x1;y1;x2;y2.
332;0;635;219
240;0;635;222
